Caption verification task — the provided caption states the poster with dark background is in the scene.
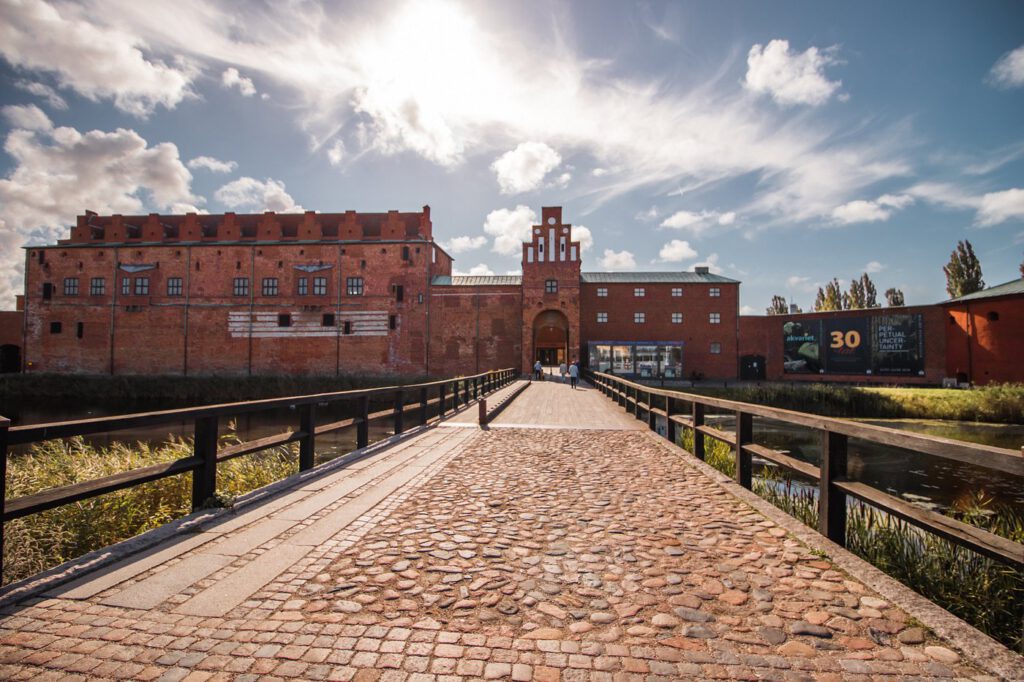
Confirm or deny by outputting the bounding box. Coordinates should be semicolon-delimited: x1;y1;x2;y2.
782;320;821;373
871;314;925;375
823;317;870;374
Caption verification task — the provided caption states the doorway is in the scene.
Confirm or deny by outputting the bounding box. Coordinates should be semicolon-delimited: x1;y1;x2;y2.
532;309;569;366
0;344;21;373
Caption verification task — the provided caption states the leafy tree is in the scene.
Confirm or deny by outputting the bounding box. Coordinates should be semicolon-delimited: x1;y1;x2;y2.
766;295;789;315
943;240;984;298
1019;253;1023;278
885;287;905;307
860;273;879;308
814;279;844;311
846;278;866;309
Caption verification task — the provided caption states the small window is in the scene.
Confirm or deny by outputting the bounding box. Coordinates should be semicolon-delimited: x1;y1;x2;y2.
297;277;308;296
233;277;249;296
417;293;424;304
76;322;84;339
343;320;352;335
50;321;62;334
134;277;149;295
167;277;183;296
322;313;335;327
402;246;410;261
709;287;721;297
42;282;53;300
596;287;608;297
90;277;105;295
671;287;682;297
671;312;682;324
634;312;645;323
347;277;364;296
360;259;366;269
389;314;397;330
545;279;557;294
987;311;999;322
63;277;79;296
278;313;291;327
395;285;404;302
634;287;645;297
710;342;722;354
709;312;721;324
313;277;327;296
597;312;608;323
262;278;279;296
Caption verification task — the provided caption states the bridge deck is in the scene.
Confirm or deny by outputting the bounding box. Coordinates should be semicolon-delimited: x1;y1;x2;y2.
0;381;993;680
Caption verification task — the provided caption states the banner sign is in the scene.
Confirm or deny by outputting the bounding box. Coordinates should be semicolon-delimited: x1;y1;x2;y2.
782;320;821;374
783;314;925;376
824;317;870;374
871;314;925;375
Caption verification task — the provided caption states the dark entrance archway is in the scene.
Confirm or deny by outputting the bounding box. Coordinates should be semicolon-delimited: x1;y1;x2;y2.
532;310;569;367
0;344;21;373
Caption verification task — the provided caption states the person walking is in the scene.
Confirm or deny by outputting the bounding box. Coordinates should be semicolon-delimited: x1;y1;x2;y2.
533;359;542;381
559;361;568;383
568;360;579;389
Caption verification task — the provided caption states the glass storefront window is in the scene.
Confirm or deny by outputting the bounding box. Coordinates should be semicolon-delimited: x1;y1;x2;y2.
660;346;682;378
589;344;612;371
636;345;658;378
612;345;633;374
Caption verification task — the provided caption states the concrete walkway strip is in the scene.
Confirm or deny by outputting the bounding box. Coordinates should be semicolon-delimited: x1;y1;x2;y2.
99;554;234;609
205;518;297;557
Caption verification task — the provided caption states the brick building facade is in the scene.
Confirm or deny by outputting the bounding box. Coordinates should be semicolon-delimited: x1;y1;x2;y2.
942;278;1024;385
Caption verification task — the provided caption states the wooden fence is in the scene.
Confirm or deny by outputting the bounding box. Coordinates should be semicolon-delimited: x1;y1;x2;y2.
0;368;517;583
587;370;1023;569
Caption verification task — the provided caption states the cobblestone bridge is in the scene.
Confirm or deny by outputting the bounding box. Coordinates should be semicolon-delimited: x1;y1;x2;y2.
0;380;1012;680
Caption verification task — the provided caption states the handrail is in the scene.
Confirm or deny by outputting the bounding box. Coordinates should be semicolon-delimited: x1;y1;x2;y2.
0;368;518;584
585;369;1024;570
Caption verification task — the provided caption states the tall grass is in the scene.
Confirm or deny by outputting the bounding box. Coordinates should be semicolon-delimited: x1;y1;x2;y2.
677;429;1024;653
3;428;298;585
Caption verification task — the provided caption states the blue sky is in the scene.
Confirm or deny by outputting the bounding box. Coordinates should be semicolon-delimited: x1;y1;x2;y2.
0;0;1022;312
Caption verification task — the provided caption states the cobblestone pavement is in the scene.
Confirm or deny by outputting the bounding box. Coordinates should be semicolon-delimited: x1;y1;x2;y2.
0;422;997;680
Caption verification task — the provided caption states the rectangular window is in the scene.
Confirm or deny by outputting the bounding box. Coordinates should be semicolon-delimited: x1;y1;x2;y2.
262;277;279;296
313;277;327;296
121;278;130;296
394;284;404;302
167;277;183;296
347;277;364;296
63;277;79;296
322;313;335;327
389;314;397;330
297;277;308;296
545;279;558;294
597;312;608;323
42;282;53;300
233;277;249;296
343;320;352;335
671;312;682;324
709;312;721;324
596;287;608;297
402;246;410;261
671;287;682;297
50;321;62;334
278;313;291;327
634;312;645;323
634;287;645;297
709;287;721;297
76;322;84;339
710;342;722;354
90;277;105;296
134;277;149;295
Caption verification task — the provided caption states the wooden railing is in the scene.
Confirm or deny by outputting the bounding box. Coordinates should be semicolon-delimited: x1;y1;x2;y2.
0;368;517;583
586;370;1024;569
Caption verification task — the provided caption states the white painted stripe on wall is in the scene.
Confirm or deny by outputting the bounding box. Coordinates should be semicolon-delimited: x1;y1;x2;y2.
548;228;554;263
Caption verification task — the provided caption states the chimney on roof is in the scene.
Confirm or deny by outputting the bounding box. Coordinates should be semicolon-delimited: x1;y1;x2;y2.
694;266;710;275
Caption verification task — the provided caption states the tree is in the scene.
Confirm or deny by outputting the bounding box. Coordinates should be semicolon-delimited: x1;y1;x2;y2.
1020;252;1023;278
846;278;866;309
943;240;984;298
766;295;789;315
814;279;844;311
860;273;879;308
885;287;905;307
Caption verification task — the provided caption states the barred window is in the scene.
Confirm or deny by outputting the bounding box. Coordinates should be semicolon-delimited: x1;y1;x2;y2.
634;287;645;297
634;312;645;323
121;278;130;296
596;287;608;297
262;278;279;296
545;279;557;294
597;312;608;323
671;287;682;297
63;277;79;296
313;277;327;295
709;312;721;324
347;277;364;296
90;277;105;295
134;277;149;295
710;342;722;354
167;277;183;296
233;277;249;296
297;277;308;296
671;312;682;324
709;287;721;297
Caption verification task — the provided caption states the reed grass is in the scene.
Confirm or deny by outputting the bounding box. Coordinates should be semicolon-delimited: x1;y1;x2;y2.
677;429;1024;652
2;427;298;585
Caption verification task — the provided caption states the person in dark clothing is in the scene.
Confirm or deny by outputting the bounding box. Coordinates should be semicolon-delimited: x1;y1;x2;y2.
568;360;579;389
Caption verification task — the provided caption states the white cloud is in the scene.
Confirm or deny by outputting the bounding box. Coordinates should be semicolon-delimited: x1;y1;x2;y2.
598;249;636;271
555;172;572;188
740;305;756;315
221;67;256;96
0;123;198;306
691;253;722;274
975;188;1024;227
187;155;237;173
988;45;1024;89
490;142;562;194
717;211;736;225
214;177;303;213
483;205;536;255
572;225;593;252
442;235;487;253
786;275;814;292
0;0;194;116
327;140;346;166
745;39;842;107
2;104;52;131
453;263;494;276
658;239;698;262
831;193;913;224
864;260;884;274
14;80;68;109
660;209;734;235
635;206;660;221
591;168;608;177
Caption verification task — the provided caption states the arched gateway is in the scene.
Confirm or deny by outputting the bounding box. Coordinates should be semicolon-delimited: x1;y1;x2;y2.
532;310;569;367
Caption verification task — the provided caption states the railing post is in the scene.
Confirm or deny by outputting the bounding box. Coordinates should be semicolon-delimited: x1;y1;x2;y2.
439;383;447;417
191;415;219;510
692;402;705;460
420;387;429;425
464;379;470;405
393;390;404;436
299;404;315;471
0;416;9;584
819;431;848;546
735;411;753;488
647;391;656;430
453;381;461;410
478;399;487;425
665;396;675;445
356;396;369;449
